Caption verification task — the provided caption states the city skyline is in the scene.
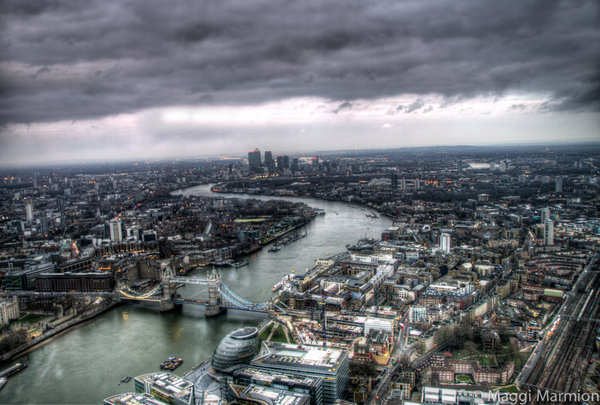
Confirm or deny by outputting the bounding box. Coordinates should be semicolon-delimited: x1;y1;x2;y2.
1;0;599;166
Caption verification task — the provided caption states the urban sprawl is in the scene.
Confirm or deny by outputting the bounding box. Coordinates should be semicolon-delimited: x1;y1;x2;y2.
1;145;600;405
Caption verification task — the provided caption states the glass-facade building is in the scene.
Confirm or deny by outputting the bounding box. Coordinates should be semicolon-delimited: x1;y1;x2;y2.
212;327;259;372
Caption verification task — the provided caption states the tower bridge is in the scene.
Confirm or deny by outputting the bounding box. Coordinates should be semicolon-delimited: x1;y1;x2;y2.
3;270;270;315
119;269;270;315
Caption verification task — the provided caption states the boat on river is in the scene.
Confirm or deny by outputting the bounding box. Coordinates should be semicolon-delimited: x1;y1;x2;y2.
0;363;27;378
160;357;183;371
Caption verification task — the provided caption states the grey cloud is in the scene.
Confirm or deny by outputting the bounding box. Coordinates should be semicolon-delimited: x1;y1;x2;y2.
334;101;353;114
405;98;425;113
508;104;527;112
0;0;599;125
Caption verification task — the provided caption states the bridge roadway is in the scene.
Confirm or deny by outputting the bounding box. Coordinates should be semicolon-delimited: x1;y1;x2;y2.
1;290;114;298
2;276;270;313
520;254;599;402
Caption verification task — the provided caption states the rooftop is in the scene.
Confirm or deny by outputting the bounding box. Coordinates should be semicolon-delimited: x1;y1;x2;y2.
135;373;193;403
103;392;168;405
253;342;344;371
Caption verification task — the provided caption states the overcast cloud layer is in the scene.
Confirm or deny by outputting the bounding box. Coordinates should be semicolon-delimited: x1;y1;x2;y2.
0;0;599;165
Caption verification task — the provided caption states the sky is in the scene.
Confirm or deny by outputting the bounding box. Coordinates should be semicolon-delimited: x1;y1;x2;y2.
0;0;599;166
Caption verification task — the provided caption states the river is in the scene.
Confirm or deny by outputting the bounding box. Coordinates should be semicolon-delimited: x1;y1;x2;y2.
1;185;391;404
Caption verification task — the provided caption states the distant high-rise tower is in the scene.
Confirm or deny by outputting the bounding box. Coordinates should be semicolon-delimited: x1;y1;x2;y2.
109;219;123;242
440;233;451;254
391;173;398;190
24;200;34;221
291;158;299;173
457;160;464;172
264;151;273;166
544;221;554;246
40;211;48;238
276;155;290;172
248;148;262;171
555;177;563;193
541;208;550;224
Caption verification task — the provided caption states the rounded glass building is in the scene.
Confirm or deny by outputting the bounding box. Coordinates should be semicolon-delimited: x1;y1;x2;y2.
211;327;259;372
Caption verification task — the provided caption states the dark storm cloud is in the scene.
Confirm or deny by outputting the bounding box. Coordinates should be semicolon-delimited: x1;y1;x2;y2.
0;0;599;124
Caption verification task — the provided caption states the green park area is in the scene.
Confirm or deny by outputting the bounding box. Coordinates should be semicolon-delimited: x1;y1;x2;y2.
234;218;266;223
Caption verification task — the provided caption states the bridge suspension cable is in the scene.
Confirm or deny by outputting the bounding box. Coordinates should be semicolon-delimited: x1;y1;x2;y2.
119;283;163;300
218;282;269;310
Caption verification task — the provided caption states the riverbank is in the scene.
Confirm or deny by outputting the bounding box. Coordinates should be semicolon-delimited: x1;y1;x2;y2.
0;301;118;363
209;186;397;223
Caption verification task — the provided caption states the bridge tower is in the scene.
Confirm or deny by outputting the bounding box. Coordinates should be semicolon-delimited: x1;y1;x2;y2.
206;268;225;317
159;265;175;312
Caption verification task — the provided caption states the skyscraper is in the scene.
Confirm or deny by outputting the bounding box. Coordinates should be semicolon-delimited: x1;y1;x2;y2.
541;208;550;224
248;148;262;172
24;199;34;221
544;221;554;246
276;155;289;172
291;158;299;173
440;233;451;254
109;219;123;242
264;151;273;166
555;177;563;193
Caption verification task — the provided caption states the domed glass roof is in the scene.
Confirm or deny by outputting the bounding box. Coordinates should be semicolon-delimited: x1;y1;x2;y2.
211;327;259;372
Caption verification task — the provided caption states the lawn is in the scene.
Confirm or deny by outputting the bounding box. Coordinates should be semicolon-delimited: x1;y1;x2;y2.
456;374;472;383
497;385;520;393
477;355;496;367
270;324;289;343
15;314;49;325
259;323;289;343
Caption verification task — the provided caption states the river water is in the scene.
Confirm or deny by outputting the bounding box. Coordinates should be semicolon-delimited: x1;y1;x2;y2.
1;185;391;404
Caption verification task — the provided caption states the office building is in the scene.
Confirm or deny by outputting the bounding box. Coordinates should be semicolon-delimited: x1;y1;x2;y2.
134;373;194;405
420;386;500;404
3;262;55;290
25;199;34;221
541;207;550;224
103;392;168;405
236;385;310;404
251;342;349;405
544;221;554;246
555;177;563;193
264;151;273;166
440;233;451;254
227;366;323;405
248;148;262;171
277;155;290;172
35;272;114;292
291;158;300;173
110;219;123;242
212;327;259;372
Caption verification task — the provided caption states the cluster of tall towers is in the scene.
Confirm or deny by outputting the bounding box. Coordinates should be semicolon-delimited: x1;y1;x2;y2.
248;148;297;173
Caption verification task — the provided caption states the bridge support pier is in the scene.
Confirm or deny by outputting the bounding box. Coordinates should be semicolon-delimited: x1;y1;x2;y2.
205;305;226;317
159;299;175;312
206;269;225;317
160;266;175;312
